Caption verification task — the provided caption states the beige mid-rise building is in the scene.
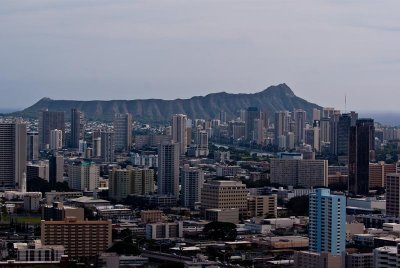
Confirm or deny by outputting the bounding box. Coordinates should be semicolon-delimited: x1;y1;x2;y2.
369;162;397;188
41;217;112;258
201;180;248;215
109;166;154;201
247;195;277;218
294;251;342;268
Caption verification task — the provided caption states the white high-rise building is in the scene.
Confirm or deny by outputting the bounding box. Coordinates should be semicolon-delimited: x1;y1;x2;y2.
49;129;63;150
180;164;204;209
67;160;99;191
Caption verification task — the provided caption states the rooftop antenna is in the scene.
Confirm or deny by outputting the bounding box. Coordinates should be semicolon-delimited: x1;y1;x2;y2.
345;94;347;113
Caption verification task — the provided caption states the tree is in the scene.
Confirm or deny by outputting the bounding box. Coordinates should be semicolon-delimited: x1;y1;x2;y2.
286;195;309;216
203;221;237;241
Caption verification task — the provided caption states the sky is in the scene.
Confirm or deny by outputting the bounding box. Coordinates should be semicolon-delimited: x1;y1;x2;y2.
0;0;400;111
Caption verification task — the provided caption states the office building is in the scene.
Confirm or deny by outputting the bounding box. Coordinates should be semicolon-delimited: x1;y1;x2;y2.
39;110;65;150
27;132;39;161
369;162;397;188
67;160;99;191
348;119;375;195
41;217;112;258
201;180;248;215
373;244;400;268
247;195;277;218
220;111;227;124
0;122;27;189
101;131;115;162
14;240;65;262
49;129;63;150
319;117;330;144
180;164;204;209
172;114;188;154
27;161;49;181
70;108;84;149
312;108;321;121
49;154;64;185
157;141;179;196
109;166;154;201
245;107;259;141
145;221;183;240
205;208;239;224
345;252;373;268
309;188;346;256
294;109;306;144
42;202;84;221
386;173;400;217
113;113;132;151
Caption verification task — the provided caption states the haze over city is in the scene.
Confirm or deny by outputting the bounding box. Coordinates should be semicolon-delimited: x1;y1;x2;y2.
1;0;400;111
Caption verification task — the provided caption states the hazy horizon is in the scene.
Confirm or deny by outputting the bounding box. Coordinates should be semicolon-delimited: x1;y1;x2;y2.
1;0;400;111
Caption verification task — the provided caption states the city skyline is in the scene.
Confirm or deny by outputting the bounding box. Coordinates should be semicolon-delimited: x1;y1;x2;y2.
1;0;400;111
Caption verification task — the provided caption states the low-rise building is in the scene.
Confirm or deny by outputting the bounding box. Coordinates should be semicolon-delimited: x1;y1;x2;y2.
14;240;65;262
205;208;239;224
145;221;183;240
294;251;342;268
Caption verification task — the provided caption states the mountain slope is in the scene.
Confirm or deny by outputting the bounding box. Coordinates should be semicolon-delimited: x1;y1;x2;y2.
13;84;321;122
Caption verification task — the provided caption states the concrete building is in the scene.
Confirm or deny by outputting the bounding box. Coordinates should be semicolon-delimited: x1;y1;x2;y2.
158;141;180;196
67;160;99;191
294;109;306;144
42;202;84;221
141;210;163;223
201;180;248;215
109;166;154;201
247;195;277;218
101;131;115;162
294;251;342;268
374;244;400;268
345;252;373;268
245;107;260;141
27;161;50;181
0;122;27;189
14;240;65;262
70;108;84;149
386;173;400;217
41;217;112;258
205;208;239;224
309;188;346;256
39;110;65;150
180;164;204;209
172;114;188;154
49;154;64;185
49;129;63;150
145;221;183;240
45;191;83;204
270;159;328;187
113;113;132;152
369;162;397;188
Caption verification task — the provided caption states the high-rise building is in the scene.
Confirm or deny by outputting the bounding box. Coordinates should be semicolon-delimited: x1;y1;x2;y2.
172;114;188;154
385;173;400;217
70;108;83;149
322;107;335;119
313;108;321;121
158;141;179;197
27;132;39;161
309;188;346;256
49;129;63;150
245;107;260;141
329;112;341;155
49;154;64;185
109;166;154;201
348;119;375;195
101;131;115;162
320;117;330;144
274;111;287;147
113;113;132;152
39;110;65;150
180;164;204;209
369;162;397;188
0;122;27;189
41;217;112;258
294;109;306;144
67;160;99;191
219;111;227;124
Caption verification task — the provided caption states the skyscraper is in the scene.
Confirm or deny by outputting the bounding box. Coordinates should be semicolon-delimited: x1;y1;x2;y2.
309;188;346;256
158;141;179;197
274;111;287;146
70;108;83;149
336;112;358;165
245;107;260;141
294;109;306;144
100;131;115;163
113;113;132;152
180;164;204;209
172;114;188;154
49;129;63;150
49;154;64;185
39;110;65;150
348;119;375;195
0;122;27;189
27;132;39;161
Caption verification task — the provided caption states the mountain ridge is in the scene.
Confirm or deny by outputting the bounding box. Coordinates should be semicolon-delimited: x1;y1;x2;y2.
11;83;321;122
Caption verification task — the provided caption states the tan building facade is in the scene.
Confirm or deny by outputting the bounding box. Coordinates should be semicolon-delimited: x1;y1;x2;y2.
247;195;277;218
294;251;342;268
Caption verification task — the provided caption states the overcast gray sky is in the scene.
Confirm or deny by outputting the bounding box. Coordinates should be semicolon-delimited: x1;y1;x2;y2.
0;0;399;111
